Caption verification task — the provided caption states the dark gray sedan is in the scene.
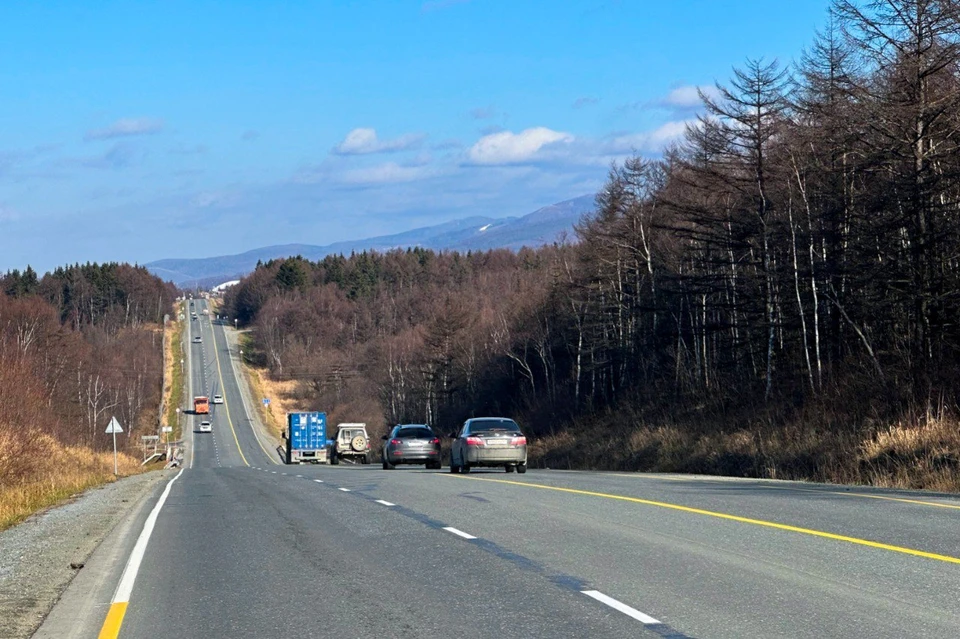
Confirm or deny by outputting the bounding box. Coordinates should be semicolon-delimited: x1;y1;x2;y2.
449;417;527;474
382;424;442;470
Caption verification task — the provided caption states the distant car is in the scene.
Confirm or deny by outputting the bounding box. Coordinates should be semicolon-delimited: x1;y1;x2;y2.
198;420;212;433
212;394;224;404
382;424;441;470
330;423;371;464
449;418;527;474
192;336;201;343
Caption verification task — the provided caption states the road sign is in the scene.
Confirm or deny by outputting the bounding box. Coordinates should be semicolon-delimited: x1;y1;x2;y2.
263;398;271;406
162;426;173;433
105;416;124;434
105;416;122;476
141;435;160;441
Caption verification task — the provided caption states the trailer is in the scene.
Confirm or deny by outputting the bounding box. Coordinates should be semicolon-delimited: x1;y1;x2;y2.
285;412;331;464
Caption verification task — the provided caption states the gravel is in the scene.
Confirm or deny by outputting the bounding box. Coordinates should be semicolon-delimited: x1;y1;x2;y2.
0;471;169;639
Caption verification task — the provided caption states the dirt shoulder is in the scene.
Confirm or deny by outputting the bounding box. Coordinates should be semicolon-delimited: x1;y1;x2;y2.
0;471;168;639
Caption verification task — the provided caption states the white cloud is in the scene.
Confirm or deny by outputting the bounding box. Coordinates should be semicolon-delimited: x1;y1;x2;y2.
605;120;694;153
85;117;165;141
333;128;425;155
466;127;574;165
339;162;436;185
190;190;241;209
659;85;720;109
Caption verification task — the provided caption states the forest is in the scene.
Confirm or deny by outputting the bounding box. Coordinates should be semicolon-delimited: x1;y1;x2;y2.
0;262;177;525
225;0;960;489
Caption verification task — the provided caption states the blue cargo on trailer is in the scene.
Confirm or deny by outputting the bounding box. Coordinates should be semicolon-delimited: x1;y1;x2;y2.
285;412;332;464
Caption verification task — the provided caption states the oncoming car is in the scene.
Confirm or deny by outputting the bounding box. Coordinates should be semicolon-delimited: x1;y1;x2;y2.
382;424;441;470
198;420;212;433
449;417;527;474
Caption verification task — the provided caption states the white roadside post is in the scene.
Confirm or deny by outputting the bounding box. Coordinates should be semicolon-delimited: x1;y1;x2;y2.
105;416;124;475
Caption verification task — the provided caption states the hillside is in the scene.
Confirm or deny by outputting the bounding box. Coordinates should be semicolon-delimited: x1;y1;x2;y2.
146;195;594;286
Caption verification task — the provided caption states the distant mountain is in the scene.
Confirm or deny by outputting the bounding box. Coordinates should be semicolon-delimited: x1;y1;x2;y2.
146;195;595;287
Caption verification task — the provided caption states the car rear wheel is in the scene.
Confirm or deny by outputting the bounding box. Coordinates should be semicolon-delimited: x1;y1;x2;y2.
330;450;339;465
505;464;515;473
517;463;527;474
462;464;471;473
383;460;395;470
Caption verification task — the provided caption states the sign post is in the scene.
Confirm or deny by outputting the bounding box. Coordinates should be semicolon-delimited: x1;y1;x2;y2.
105;416;124;475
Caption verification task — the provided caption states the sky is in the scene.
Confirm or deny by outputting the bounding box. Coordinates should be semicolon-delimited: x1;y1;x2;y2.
0;0;830;274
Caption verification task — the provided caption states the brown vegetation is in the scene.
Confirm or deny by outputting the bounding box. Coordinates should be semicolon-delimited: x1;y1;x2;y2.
0;263;176;528
225;1;960;491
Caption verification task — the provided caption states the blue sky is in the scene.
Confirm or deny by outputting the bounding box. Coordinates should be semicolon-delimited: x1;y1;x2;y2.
0;0;829;274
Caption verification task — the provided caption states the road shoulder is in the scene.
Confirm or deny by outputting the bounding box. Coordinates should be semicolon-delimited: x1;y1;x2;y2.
0;471;172;639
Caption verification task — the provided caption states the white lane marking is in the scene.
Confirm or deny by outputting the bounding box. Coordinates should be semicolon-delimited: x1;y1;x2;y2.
338;487;351;492
443;526;477;540
296;474;303;478
271;471;277;474
313;479;324;483
375;500;396;507
581;590;661;625
113;470;185;603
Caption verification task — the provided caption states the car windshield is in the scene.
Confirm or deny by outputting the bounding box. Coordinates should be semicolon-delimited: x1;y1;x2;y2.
468;419;520;435
396;427;433;438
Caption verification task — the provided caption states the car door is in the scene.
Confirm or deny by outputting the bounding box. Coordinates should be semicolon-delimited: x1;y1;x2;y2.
454;422;469;465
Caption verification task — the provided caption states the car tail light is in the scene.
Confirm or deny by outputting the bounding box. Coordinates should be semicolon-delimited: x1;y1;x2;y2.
431;438;440;445
390;439;403;446
511;436;527;446
465;436;485;447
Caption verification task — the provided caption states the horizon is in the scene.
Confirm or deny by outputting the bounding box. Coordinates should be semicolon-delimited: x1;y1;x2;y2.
1;0;828;273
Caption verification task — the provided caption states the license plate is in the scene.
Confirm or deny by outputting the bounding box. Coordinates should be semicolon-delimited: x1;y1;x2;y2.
487;439;508;447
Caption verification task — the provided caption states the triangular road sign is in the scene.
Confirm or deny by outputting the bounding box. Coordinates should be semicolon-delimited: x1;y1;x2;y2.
105;416;124;434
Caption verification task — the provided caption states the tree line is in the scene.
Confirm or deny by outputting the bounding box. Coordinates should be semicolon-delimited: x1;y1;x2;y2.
0;263;176;482
225;1;960;483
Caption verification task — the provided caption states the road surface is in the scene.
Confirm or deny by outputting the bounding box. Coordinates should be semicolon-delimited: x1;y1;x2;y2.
39;299;960;638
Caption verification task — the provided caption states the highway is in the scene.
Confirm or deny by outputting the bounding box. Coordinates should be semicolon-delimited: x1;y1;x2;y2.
41;298;960;638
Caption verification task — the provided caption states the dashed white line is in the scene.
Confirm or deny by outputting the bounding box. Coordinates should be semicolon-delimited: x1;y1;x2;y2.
338;487;351;492
271;471;277;474
295;474;303;478
313;479;324;483
443;527;477;540
580;590;661;625
375;500;396;507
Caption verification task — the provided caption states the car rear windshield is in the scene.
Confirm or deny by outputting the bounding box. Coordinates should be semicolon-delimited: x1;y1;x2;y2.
468;419;521;434
396;427;434;439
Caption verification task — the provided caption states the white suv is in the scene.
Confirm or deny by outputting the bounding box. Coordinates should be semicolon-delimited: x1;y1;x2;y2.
331;424;371;464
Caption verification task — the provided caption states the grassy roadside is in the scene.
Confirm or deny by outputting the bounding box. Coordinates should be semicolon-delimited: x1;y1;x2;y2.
238;332;291;440
528;408;960;492
0;434;145;531
163;302;186;440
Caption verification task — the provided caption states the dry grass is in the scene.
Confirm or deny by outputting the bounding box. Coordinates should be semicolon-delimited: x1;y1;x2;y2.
0;432;145;531
238;334;299;439
162;305;186;439
529;408;960;492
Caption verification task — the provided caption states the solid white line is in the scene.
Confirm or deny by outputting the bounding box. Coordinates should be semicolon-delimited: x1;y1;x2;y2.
112;470;184;603
375;499;396;506
580;590;660;625
313;479;324;483
338;487;351;492
443;526;477;540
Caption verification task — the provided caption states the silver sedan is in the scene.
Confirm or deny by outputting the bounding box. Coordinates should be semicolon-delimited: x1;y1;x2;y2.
382;424;442;470
449;417;527;474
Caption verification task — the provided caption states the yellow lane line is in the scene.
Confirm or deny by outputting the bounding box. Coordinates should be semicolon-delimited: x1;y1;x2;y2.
209;317;249;467
757;484;960;511
96;602;127;639
214;322;279;465
603;472;960;510
445;475;960;565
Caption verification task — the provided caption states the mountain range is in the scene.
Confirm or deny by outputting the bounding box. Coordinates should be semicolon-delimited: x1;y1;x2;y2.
146;194;595;287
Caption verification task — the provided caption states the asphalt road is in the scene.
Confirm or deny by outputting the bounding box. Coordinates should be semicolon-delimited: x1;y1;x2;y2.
48;299;960;638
